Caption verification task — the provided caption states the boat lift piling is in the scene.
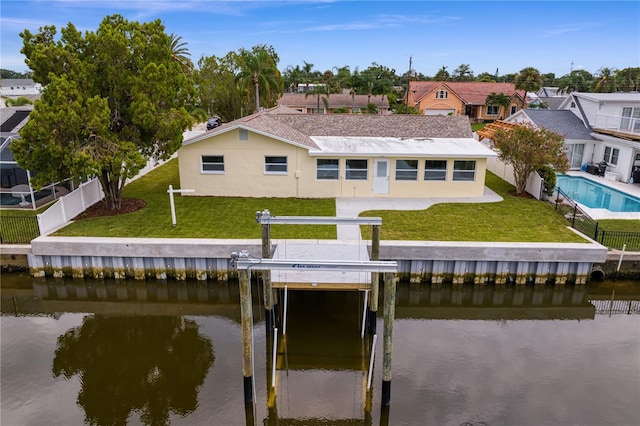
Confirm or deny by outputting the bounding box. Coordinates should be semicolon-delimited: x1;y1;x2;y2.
237;211;400;409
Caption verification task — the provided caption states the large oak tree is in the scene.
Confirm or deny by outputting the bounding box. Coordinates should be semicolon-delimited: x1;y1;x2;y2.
14;15;195;210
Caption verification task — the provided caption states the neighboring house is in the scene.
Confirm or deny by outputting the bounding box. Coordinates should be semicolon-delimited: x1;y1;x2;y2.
278;93;390;114
536;96;566;110
500;109;598;169
536;87;561;97
558;92;640;183
406;81;525;121
1;107;37;207
0;79;43;106
179;107;497;199
480;92;640;184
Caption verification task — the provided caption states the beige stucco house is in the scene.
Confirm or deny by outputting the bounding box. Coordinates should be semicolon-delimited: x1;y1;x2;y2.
178;107;497;199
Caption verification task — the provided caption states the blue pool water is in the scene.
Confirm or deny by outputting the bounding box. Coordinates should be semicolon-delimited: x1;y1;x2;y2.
555;175;640;213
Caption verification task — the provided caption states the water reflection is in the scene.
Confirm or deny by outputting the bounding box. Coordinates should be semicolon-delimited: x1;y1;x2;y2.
52;315;214;426
1;274;638;425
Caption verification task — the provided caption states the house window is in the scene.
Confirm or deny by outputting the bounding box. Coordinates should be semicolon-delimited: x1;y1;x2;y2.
436;89;448;99
395;160;418;180
345;159;368;180
201;155;224;174
317;159;339;180
424;160;447;181
311;107;325;114
511;105;517;115
265;156;287;174
570;101;576;108
486;105;499;116
239;129;248;141
603;146;619;165
453;160;476;181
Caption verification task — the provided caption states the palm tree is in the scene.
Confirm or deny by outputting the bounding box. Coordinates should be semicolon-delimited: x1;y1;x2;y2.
304;84;330;113
235;48;280;113
514;67;543;109
485;92;511;120
168;33;192;74
594;67;616;93
283;65;302;93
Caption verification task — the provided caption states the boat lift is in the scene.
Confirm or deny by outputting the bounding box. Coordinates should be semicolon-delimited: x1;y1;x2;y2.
232;210;399;413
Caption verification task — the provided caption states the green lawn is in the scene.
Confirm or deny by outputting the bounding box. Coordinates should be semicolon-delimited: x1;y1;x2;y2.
51;158;590;242
361;172;586;242
53;160;337;239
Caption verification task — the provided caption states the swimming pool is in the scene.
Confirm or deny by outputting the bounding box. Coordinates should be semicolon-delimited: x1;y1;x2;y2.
555;175;640;213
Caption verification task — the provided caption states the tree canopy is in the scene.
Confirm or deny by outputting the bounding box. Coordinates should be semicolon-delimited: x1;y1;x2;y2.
235;45;282;113
14;15;195;210
514;67;543;109
492;124;568;196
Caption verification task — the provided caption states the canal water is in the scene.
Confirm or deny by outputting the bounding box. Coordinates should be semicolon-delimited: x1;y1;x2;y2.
1;272;639;426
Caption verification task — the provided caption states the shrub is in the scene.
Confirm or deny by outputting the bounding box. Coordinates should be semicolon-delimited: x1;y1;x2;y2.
537;165;557;196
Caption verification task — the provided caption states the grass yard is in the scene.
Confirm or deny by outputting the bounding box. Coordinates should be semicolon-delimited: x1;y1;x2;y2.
54;159;337;239
360;172;586;242
52;158;598;242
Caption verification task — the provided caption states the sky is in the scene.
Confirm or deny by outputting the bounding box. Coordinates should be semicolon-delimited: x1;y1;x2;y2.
1;0;639;78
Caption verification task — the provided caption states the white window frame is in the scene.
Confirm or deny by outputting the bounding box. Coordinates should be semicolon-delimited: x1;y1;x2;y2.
239;129;248;141
603;146;619;165
316;159;339;180
201;155;225;174
436;89;448;99
424;160;447;181
453;160;476;181
395;159;418;181
264;156;288;174
346;159;368;180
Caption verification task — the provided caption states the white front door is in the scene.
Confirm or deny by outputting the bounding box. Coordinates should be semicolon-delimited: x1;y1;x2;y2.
373;159;390;194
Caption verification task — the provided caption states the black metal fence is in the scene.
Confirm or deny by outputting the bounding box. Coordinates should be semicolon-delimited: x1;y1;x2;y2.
0;216;40;244
555;188;640;251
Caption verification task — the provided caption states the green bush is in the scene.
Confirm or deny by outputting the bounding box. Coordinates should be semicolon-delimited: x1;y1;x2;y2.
537;165;557;196
5;97;33;107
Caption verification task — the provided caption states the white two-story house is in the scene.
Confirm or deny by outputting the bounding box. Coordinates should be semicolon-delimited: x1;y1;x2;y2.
558;92;640;184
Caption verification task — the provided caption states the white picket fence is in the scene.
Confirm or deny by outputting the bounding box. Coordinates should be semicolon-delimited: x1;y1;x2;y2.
36;154;175;236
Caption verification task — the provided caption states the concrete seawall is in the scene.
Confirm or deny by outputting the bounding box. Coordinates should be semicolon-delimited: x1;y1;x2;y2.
12;236;610;285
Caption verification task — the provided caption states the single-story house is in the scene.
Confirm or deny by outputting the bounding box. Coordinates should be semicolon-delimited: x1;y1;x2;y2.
278;93;390;114
406;81;525;122
178;106;497;199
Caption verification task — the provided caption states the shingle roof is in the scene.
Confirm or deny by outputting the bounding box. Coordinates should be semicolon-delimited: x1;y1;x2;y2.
184;107;474;149
409;81;522;104
522;110;595;140
279;93;390;109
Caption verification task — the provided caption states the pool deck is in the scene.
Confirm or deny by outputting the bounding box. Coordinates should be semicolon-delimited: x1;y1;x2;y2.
565;171;640;220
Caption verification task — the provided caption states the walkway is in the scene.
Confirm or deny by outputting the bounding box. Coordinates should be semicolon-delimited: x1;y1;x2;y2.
334;187;503;240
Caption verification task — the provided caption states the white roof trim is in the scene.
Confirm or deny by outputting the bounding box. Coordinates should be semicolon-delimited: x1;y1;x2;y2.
308;136;498;158
181;123;313;151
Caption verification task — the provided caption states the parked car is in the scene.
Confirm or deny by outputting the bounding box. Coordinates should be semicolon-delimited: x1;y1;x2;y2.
206;116;221;130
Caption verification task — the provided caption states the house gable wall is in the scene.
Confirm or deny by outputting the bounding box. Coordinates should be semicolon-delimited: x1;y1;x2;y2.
417;85;464;115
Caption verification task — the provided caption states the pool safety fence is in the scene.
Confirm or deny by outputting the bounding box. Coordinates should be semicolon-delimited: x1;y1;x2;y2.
0;216;40;244
554;187;640;251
